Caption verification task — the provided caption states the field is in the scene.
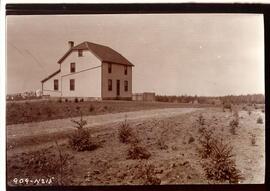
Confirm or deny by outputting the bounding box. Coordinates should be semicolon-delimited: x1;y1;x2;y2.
6;99;210;125
6;100;265;185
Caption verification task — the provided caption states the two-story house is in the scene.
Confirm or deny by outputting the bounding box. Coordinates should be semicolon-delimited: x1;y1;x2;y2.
41;41;134;100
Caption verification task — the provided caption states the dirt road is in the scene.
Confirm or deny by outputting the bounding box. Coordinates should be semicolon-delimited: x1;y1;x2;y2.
7;108;202;149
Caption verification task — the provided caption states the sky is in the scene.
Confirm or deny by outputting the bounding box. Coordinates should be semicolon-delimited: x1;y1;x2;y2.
6;14;264;96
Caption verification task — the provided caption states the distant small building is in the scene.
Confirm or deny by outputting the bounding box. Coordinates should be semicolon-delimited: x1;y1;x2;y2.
132;92;155;102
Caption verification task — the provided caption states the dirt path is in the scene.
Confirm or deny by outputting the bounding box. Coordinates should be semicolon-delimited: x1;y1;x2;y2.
7;108;203;150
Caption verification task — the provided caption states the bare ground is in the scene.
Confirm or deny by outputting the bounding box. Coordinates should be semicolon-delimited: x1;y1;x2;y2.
6;107;265;185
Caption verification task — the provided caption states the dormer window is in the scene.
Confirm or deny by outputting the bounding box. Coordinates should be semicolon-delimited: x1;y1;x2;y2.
78;50;83;57
70;62;76;73
124;66;127;75
108;63;112;73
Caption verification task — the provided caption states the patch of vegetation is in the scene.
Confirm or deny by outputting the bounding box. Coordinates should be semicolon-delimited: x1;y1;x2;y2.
188;136;195;144
197;114;205;126
251;134;256;146
136;163;161;185
9;143;72;185
74;98;79;103
198;128;216;159
203;140;244;183
118;118;138;144
257;117;263;124
89;105;95;112
197;114;206;133
229;115;239;135
68;113;98;152
223;102;232;112
127;143;151;160
157;129;168;150
157;138;168;150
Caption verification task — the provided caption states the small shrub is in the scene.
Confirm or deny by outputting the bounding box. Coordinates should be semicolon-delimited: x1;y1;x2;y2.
45;106;53;118
80;98;84;102
157;138;168;150
68;129;98;152
233;111;239;118
71;112;87;130
257;117;263;124
127;143;151;160
188;136;195;144
69;113;98;151
197;114;205;126
118;119;137;144
203;140;244;183
137;163;161;185
229;117;239;135
223;102;232;111
157;129;168;150
251;134;256;146
65;98;68;102
198;129;215;158
58;98;62;103
89;105;95;112
74;97;79;103
242;106;247;111
198;126;206;134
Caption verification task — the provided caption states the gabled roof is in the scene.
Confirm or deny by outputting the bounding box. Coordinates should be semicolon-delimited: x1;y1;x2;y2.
41;69;61;83
58;41;134;66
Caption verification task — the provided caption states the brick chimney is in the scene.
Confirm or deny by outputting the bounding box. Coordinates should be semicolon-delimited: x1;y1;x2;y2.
68;41;74;49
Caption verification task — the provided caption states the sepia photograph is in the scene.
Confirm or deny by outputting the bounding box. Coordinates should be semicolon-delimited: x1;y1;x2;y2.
6;12;265;186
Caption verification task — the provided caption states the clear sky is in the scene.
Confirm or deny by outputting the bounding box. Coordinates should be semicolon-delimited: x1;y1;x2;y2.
6;14;264;96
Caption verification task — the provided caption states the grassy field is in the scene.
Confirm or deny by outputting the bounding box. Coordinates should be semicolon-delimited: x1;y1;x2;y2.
6;101;265;185
6;99;211;125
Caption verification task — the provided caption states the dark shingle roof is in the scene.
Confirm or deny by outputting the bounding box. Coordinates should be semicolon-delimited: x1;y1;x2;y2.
41;69;61;83
58;41;134;66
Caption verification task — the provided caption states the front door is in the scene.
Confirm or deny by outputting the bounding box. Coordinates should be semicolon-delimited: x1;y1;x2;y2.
116;80;120;97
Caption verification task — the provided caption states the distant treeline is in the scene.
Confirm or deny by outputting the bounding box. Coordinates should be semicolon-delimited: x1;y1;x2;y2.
155;94;265;104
